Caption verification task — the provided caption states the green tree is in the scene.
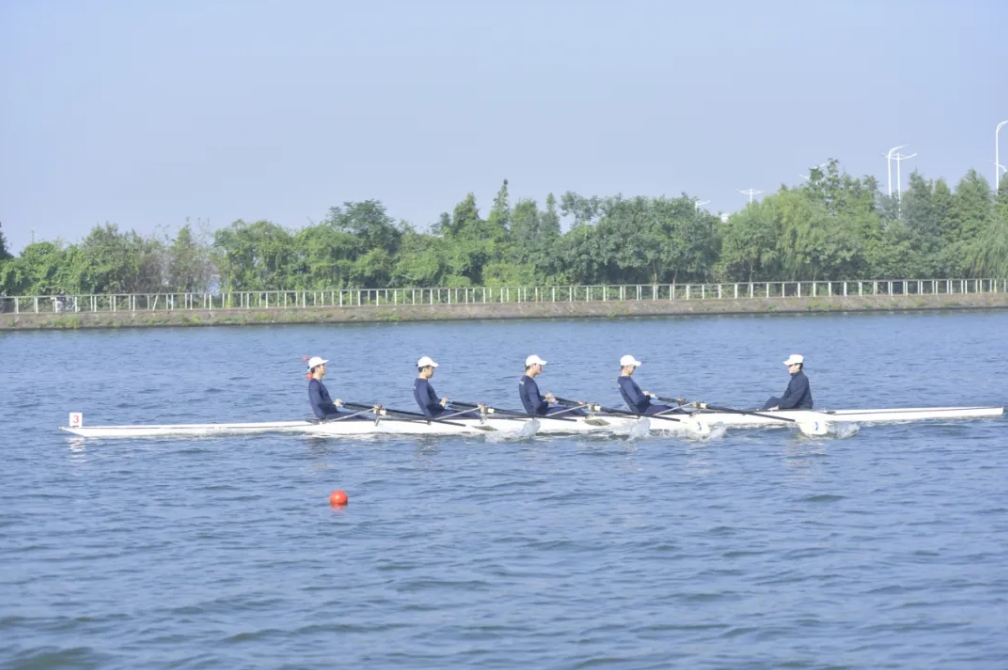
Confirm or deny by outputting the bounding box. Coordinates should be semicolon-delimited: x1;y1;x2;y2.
71;223;165;293
0;241;76;294
718;202;780;281
326;200;402;254
213;220;295;291
167;223;213;292
291;223;359;289
392;228;448;287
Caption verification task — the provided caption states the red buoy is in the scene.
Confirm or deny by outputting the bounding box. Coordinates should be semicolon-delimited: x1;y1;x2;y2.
329;490;348;506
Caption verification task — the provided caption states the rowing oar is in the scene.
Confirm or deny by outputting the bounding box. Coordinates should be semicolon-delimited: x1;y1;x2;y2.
343;402;495;432
688;401;828;436
655;395;690;407
452;401;579;423
558;396;686;425
317;406;381;422
542;397;598;419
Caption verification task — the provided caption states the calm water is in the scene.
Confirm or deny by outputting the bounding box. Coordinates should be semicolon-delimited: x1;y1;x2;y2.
1;312;1006;669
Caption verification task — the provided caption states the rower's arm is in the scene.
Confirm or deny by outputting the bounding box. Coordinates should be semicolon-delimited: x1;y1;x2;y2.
618;377;650;412
414;380;444;415
310;381;338;414
776;375;809;410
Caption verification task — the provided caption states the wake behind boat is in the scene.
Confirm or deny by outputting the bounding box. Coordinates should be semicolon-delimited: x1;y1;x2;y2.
60;405;1003;440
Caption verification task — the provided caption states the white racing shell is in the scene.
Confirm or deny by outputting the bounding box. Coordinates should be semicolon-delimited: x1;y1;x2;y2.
59;406;1003;439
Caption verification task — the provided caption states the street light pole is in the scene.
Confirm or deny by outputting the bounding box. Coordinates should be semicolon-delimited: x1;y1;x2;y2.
997;121;1008;191
883;145;905;197
739;189;762;204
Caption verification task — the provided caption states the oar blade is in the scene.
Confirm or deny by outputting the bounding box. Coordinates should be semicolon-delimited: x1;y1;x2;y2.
797;419;830;437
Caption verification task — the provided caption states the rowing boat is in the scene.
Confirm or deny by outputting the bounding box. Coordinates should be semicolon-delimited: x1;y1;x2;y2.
60;405;1002;439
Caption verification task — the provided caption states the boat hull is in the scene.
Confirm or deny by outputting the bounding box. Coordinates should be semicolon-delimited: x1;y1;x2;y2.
58;406;1002;439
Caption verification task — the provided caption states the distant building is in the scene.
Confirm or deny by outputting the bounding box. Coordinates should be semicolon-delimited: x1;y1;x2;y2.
720;213;730;224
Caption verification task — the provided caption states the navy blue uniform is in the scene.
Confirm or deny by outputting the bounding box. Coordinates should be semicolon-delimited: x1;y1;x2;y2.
308;378;369;420
519;374;550;416
413;377;481;419
414;377;445;417
309;378;341;419
617;375;679;416
519;374;584;417
762;370;813;410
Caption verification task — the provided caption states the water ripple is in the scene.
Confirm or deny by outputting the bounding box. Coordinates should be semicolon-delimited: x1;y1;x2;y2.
1;314;1006;668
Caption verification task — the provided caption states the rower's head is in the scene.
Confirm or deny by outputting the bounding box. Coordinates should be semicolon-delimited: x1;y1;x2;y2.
307;356;329;379
783;354;804;374
619;354;642;376
525;354;547;377
417;355;438;379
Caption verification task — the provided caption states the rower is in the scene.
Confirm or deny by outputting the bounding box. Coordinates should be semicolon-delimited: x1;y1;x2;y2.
307;356;347;420
519;355;586;417
617;354;686;416
762;354;813;411
413;356;482;419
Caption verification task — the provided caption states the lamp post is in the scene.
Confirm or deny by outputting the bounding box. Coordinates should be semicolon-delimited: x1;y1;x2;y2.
997;121;1008;191
883;145;905;197
694;199;710;211
739;189;762;204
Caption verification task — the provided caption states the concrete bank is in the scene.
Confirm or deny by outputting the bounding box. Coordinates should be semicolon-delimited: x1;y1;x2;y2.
3;292;1007;331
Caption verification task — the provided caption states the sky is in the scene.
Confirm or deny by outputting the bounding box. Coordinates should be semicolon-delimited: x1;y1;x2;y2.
1;0;1006;253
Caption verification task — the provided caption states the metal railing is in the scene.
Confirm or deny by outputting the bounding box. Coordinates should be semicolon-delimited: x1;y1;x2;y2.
2;279;1005;315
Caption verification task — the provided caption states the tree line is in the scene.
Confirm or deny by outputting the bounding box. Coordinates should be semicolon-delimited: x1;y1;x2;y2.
2;162;1007;296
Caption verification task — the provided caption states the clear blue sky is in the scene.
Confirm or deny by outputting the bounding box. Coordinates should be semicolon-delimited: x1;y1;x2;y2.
2;0;1006;253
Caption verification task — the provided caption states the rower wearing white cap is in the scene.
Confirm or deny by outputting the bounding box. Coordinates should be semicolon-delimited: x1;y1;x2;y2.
307;356;345;420
762;354;813;411
617;354;686;416
413;356;447;418
518;355;585;417
413;356;483;419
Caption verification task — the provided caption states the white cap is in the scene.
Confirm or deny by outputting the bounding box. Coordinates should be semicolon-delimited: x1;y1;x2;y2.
417;356;439;368
620;354;642;367
525;354;547;367
307;356;328;370
783;354;804;366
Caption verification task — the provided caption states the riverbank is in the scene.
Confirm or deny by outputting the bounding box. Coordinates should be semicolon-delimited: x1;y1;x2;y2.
3;292;1007;330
